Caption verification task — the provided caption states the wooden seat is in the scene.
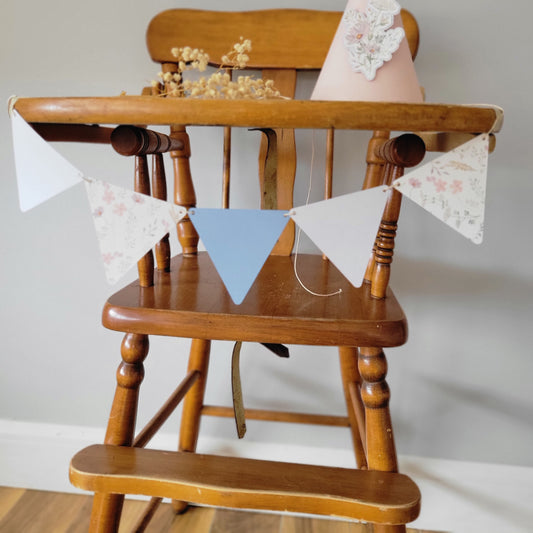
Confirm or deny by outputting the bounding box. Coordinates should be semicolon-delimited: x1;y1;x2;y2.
103;253;407;347
70;445;421;525
11;7;500;533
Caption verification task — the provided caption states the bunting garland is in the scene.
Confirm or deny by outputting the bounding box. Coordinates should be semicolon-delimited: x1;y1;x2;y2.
10;110;492;300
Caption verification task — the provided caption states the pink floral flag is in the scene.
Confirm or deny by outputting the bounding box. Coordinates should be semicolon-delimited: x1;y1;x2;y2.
84;178;186;284
393;134;489;244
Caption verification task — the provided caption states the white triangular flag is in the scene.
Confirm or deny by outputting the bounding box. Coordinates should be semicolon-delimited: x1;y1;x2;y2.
394;134;489;243
189;208;289;305
290;187;389;287
11;110;84;211
84;178;186;284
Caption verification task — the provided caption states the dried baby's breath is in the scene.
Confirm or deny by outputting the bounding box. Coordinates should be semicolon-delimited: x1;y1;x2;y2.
153;38;283;100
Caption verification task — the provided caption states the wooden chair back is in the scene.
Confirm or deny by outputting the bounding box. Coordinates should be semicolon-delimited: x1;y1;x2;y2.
146;9;420;68
140;8;422;295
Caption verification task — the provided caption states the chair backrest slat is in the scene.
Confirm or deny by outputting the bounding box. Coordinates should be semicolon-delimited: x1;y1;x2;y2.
147;9;419;69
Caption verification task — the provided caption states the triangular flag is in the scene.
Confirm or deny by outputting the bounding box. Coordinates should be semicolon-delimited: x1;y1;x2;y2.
84;178;186;284
290;187;388;287
393;134;489;243
11;110;84;211
189;208;289;305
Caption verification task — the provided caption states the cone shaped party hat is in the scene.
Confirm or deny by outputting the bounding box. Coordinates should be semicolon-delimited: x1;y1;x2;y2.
312;0;423;102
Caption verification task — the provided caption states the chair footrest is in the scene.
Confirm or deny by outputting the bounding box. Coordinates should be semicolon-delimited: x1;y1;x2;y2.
70;445;420;525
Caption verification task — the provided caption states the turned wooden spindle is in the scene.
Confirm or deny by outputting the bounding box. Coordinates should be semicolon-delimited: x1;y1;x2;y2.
158;61;200;255
90;333;149;532
152;153;171;271
135;155;155;287
358;346;407;533
363;130;390;190
371;134;425;299
363;131;391;283
110;121;179;275
339;346;367;469
111;125;184;156
170;126;198;255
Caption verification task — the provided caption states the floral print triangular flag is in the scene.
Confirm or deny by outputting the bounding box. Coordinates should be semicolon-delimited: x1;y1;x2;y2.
393;134;489;244
84;178;186;284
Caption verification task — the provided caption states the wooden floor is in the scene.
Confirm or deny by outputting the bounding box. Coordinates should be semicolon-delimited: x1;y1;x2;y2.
0;487;438;533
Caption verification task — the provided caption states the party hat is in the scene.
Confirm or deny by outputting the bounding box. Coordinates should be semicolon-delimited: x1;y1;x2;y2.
312;0;423;102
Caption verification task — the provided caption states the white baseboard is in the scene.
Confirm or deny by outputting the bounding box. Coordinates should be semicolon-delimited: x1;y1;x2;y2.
1;419;532;533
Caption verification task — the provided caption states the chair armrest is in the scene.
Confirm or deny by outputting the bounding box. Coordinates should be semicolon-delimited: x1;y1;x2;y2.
14;96;502;135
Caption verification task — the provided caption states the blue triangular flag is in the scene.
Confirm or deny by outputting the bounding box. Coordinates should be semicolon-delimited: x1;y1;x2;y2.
189;208;289;304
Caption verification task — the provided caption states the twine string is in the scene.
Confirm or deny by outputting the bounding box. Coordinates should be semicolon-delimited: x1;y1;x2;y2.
291;130;342;298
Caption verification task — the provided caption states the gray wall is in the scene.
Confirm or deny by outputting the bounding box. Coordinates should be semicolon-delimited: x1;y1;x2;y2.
1;0;531;466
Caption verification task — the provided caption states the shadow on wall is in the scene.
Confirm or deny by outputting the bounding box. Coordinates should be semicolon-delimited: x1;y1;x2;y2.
392;255;533;303
419;376;533;431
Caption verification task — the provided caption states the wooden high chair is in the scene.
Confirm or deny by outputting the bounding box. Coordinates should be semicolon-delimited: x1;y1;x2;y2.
14;8;501;533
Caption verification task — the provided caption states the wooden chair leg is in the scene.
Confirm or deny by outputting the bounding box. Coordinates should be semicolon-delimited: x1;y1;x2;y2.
338;346;367;469
88;333;149;533
358;347;406;533
172;338;211;513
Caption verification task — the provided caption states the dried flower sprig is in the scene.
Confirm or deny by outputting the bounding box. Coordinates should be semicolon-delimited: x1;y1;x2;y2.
152;38;283;100
220;37;252;69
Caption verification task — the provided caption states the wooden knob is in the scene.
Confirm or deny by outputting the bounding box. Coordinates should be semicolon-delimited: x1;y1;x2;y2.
111;125;184;156
375;133;425;168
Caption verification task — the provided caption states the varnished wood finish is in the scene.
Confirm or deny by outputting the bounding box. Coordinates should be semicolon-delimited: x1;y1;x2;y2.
31;123;114;144
134;156;155;287
89;333;149;532
146;9;419;69
371;135;426;299
170;126;198;256
418;131;497;153
110;125;184;156
130;496;163;532
201;405;350;427
178;340;211;455
174;340;212;513
133;370;199;449
102;253;407;347
363;131;390;283
16;97;501;133
339;347;367;469
71;445;421;525
151;154;170;272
